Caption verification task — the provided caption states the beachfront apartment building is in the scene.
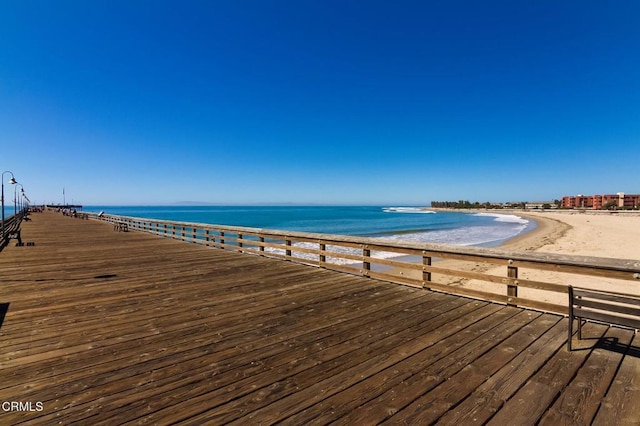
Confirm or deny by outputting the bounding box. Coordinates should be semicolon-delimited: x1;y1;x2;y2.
561;193;640;210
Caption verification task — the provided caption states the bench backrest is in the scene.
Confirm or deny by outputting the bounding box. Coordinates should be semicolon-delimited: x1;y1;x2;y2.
569;286;640;330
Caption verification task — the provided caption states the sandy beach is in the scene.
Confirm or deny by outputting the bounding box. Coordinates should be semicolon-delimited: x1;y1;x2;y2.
475;210;640;304
500;210;640;260
391;210;640;307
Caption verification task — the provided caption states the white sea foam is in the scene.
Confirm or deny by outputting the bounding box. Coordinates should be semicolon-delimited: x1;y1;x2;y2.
383;207;436;214
472;212;529;225
377;225;525;247
260;221;529;266
263;244;416;265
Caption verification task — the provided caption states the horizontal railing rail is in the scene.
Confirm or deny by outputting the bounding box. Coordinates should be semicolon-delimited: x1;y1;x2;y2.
87;212;640;315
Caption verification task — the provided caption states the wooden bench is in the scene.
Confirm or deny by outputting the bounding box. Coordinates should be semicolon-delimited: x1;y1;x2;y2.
114;222;129;232
568;286;640;351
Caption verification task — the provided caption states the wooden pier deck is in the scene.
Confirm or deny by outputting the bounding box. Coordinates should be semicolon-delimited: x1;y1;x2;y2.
1;211;638;425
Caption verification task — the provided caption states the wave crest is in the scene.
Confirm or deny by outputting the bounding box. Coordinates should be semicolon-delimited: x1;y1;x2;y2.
472;212;529;225
383;207;436;214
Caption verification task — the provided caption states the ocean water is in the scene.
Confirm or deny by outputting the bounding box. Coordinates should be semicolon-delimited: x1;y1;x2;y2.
85;205;534;248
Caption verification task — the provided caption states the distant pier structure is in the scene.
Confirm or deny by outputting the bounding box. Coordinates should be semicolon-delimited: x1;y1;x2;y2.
45;204;84;210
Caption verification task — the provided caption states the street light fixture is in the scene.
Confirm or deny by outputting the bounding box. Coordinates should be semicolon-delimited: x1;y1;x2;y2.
14;183;24;217
20;188;26;213
1;171;17;238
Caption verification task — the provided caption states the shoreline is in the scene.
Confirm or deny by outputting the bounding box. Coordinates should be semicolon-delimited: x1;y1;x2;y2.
432;207;640;259
467;210;640;303
385;209;640;304
495;212;572;252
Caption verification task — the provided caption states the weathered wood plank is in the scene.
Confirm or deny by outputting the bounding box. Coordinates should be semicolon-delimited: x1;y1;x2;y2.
540;326;634;425
28;288;442;424
109;299;491;424
386;314;561;425
0;211;637;425
325;309;536;426
592;334;640;425
437;317;574;424
485;322;612;425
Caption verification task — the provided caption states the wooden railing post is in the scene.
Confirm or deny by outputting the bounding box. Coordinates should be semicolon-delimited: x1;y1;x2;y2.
238;233;243;252
285;239;292;258
205;229;210;246
259;237;265;254
507;260;518;306
422;252;432;289
362;245;371;276
220;231;225;249
319;243;326;266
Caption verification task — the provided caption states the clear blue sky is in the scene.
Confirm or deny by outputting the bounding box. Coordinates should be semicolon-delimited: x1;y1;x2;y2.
1;0;638;205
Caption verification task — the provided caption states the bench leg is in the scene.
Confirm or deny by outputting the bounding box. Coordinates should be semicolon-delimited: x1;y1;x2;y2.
577;317;582;340
568;286;573;351
568;316;573;352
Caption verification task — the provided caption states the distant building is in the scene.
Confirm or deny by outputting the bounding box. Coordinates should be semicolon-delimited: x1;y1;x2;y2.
525;202;557;210
561;193;640;210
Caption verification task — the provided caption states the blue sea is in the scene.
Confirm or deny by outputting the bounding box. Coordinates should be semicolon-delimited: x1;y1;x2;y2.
84;205;534;248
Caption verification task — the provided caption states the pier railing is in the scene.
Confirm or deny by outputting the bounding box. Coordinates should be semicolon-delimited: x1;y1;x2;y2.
89;212;640;315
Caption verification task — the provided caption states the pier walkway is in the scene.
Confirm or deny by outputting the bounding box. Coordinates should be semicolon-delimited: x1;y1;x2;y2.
0;211;638;424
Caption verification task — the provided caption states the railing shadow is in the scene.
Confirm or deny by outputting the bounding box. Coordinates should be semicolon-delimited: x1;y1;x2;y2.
0;303;9;330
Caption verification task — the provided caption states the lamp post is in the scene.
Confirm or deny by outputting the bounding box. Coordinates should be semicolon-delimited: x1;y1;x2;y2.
20;188;25;214
2;171;17;238
14;183;24;217
23;193;30;210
